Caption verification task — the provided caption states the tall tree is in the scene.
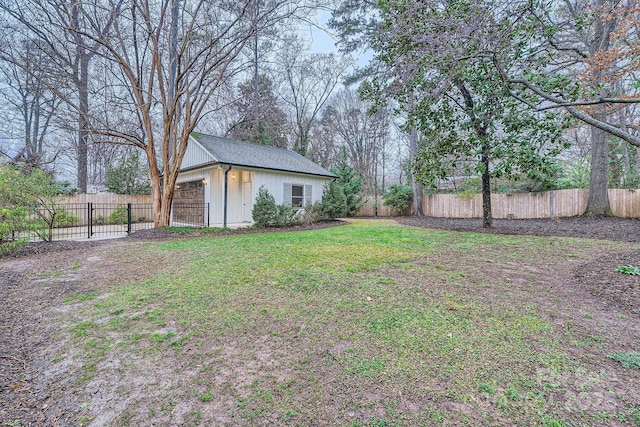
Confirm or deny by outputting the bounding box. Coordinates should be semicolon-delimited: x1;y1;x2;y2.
330;0;427;213
333;0;640;218
319;88;391;193
275;35;351;156
3;0;301;226
0;0;119;192
227;74;289;147
357;0;569;227
0;38;61;168
492;0;640;214
407;128;423;216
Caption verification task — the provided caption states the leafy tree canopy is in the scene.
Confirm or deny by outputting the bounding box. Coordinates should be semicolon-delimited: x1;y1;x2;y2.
352;0;571;226
105;151;150;195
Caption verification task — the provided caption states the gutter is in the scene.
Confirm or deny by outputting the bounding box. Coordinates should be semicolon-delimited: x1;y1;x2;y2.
178;161;336;179
223;165;232;228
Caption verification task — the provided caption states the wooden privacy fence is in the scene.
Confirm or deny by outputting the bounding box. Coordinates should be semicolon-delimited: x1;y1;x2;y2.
60;194;153;204
57;194;154;226
357;189;640;219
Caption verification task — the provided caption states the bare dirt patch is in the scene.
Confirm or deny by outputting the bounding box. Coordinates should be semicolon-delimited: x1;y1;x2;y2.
398;216;640;318
0;239;183;425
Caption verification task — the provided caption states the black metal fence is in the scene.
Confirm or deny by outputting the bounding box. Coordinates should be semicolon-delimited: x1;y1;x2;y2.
171;203;210;228
31;202;210;241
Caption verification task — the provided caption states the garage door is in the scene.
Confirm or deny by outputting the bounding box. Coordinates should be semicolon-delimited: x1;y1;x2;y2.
173;180;205;225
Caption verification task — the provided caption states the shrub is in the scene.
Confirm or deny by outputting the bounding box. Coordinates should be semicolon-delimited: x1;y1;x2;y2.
0;165;63;243
105;150;151;194
277;205;299;227
556;161;590;189
53;209;80;228
319;181;347;219
330;151;365;216
252;186;303;228
0;204;32;244
299;201;327;225
455;177;481;194
108;205;129;225
0;239;26;256
382;184;413;212
252;186;280;228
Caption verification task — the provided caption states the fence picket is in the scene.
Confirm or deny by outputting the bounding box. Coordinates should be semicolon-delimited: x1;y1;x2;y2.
357;189;640;218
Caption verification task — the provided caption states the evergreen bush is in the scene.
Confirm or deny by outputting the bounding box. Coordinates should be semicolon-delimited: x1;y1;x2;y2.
108;205;129;225
382;184;413;212
252;186;280;228
320;181;348;219
53;209;80;228
330;151;365;216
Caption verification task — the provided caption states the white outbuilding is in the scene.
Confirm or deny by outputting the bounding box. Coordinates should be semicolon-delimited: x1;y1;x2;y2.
174;132;336;227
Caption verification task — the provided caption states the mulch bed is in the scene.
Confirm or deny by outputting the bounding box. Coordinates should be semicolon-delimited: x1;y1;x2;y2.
395;215;640;242
126;220;346;240
0;220;347;258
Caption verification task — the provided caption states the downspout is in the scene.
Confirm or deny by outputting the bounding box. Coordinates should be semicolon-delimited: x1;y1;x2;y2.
223;165;232;228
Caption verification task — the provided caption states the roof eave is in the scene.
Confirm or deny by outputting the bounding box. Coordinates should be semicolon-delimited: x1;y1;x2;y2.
179;161;336;179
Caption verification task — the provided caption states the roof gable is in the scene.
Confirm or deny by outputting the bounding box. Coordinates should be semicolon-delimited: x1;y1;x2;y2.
186;132;336;178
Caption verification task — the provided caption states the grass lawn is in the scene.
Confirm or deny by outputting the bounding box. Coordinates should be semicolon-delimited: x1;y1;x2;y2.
54;219;639;426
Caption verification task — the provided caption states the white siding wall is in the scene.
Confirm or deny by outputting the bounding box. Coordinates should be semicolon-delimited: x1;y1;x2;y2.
211;169;224;224
253;170;331;207
182;137;214;169
208;168;255;225
178;166;332;226
226;169;243;222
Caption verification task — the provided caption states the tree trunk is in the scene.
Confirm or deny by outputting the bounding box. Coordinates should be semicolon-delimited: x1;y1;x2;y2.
160;189;174;227
481;140;492;228
584;123;611;216
149;164;163;227
583;2;613;215
409;128;424;216
77;53;90;193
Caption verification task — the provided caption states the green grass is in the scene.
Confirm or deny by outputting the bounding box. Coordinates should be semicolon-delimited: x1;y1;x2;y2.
59;219;635;426
608;352;640;369
616;264;640;275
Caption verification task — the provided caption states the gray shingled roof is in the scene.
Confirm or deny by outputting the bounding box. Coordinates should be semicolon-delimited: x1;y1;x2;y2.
189;132;336;178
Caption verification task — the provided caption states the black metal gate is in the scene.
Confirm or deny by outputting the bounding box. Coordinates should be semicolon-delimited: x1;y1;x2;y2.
44;202;209;240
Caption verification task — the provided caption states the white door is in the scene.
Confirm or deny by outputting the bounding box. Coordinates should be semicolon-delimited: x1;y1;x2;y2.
243;182;253;222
